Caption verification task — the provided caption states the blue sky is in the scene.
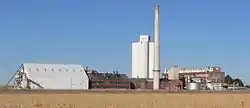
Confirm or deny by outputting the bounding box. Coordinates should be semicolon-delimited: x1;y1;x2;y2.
0;0;250;84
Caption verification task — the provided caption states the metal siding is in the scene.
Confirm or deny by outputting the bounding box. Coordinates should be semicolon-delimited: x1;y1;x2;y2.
148;42;155;79
23;63;89;90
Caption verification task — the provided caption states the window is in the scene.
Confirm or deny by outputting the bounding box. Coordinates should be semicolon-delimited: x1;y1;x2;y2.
59;69;62;72
52;69;54;71
29;68;31;71
44;68;47;72
37;68;39;72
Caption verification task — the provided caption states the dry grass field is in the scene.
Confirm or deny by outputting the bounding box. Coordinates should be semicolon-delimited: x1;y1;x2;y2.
0;92;249;108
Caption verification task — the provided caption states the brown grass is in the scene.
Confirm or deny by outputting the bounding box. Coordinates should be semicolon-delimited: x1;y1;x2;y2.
0;92;249;108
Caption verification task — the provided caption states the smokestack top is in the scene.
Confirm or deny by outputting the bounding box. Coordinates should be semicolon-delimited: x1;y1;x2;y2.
154;4;159;10
155;4;159;8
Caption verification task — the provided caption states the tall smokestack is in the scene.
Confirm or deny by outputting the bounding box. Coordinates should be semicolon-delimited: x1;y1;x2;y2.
153;4;160;90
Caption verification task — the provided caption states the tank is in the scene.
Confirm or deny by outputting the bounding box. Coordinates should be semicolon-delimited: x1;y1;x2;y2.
207;83;225;91
188;82;200;90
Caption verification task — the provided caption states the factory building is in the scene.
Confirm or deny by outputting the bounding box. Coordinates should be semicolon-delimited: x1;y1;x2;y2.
9;63;89;90
178;67;224;83
164;66;225;90
87;70;133;89
165;66;224;83
132;35;155;79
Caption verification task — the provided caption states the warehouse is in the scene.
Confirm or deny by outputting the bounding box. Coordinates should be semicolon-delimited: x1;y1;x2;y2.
8;63;89;90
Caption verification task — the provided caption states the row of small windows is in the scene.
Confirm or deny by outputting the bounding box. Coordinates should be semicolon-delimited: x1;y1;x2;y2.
28;68;84;72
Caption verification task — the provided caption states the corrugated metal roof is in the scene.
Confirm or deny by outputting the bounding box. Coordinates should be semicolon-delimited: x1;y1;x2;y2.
23;63;83;68
22;63;85;73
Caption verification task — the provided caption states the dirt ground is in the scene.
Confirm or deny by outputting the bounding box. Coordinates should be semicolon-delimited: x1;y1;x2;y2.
0;92;249;108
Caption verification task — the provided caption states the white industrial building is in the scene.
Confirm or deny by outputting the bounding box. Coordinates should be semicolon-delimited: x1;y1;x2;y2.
167;65;180;80
8;63;89;90
132;35;155;79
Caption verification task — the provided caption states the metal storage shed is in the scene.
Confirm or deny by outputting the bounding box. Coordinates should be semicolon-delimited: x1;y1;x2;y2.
8;63;89;90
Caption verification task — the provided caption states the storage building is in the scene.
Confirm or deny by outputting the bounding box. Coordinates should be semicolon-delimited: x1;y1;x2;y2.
9;63;89;90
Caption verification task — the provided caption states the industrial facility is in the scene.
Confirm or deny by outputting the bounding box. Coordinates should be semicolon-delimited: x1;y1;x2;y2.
129;4;227;91
163;65;226;91
130;4;229;91
6;63;134;90
4;4;241;92
131;65;226;91
4;62;230;91
131;4;161;90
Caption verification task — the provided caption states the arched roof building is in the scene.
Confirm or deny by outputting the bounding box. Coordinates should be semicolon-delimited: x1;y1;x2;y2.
9;63;89;90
